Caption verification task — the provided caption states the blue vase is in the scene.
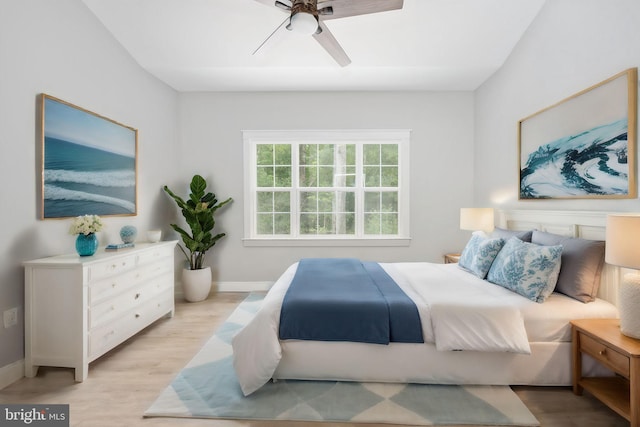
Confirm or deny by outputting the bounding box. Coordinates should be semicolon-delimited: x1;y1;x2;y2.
76;233;98;256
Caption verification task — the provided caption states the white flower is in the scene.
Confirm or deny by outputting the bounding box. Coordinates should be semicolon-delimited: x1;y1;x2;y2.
69;215;104;235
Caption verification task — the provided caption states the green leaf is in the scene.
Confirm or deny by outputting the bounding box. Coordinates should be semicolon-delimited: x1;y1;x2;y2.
164;175;233;270
190;175;207;198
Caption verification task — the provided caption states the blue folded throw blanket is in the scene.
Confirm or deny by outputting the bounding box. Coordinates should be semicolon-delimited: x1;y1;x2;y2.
279;258;423;344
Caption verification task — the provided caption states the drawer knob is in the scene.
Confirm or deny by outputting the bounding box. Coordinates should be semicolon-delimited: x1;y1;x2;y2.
134;293;140;299
135;313;140;318
599;349;607;356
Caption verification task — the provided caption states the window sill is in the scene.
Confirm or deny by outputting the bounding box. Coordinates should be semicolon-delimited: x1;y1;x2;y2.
242;237;412;247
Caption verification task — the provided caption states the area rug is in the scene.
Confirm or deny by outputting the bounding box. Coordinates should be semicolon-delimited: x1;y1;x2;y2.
144;293;539;426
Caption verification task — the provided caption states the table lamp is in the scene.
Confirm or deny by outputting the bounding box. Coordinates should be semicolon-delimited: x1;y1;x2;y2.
605;214;640;339
460;208;495;233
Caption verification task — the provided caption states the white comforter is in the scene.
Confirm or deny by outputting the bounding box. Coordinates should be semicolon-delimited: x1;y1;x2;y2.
232;262;535;396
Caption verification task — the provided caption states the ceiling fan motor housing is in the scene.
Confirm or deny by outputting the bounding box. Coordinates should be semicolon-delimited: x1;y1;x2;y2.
288;0;322;35
291;0;319;18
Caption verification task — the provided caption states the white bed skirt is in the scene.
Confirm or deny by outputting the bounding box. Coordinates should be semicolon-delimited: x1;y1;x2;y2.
274;340;610;386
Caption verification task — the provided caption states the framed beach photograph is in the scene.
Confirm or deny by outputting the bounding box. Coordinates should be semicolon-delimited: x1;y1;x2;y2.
40;94;138;219
519;68;637;199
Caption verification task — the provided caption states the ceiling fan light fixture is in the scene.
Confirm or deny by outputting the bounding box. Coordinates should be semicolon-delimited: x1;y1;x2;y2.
289;11;318;35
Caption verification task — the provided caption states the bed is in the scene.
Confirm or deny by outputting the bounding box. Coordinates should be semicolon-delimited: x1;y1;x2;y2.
232;209;621;396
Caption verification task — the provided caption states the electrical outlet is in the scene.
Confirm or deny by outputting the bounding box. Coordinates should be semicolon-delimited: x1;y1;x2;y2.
3;307;18;328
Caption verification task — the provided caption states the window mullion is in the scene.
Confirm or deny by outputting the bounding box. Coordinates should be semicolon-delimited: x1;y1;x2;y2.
291;142;300;238
398;136;408;237
250;143;257;237
355;142;364;238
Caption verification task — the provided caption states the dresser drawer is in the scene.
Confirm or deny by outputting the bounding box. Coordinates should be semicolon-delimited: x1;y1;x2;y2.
89;260;172;305
89;268;142;306
136;246;174;266
88;290;174;360
88;254;137;282
89;275;174;329
580;332;630;377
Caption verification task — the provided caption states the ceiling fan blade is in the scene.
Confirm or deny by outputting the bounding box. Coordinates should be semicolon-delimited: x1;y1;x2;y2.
318;6;333;16
253;16;290;56
253;0;292;11
313;20;351;67
274;0;292;11
318;0;403;20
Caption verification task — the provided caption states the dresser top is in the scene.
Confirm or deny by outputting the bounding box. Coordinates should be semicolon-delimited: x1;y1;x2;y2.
23;240;178;266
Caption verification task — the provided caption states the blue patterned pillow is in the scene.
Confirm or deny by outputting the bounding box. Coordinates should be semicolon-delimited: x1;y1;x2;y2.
487;237;563;303
458;232;505;279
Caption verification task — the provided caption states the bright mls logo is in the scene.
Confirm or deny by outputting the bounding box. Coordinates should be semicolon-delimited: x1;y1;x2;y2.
1;405;69;426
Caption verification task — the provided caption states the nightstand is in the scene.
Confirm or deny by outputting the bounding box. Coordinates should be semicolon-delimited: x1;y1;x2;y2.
443;253;461;264
571;318;640;426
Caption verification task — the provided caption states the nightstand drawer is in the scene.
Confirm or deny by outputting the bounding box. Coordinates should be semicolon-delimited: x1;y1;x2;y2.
581;333;630;377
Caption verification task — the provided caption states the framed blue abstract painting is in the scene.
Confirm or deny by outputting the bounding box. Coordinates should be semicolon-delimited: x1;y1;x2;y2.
519;68;637;199
40;94;138;218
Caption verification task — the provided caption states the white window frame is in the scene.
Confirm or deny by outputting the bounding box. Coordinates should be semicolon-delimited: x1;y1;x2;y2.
243;129;411;247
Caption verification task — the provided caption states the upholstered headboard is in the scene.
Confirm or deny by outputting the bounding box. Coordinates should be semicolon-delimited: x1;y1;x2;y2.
496;209;620;307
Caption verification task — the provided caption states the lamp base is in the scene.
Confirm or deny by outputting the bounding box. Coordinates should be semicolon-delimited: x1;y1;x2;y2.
619;273;640;339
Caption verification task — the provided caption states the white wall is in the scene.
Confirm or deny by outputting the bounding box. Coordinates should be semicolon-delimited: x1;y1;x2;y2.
475;0;640;211
0;1;178;376
173;91;475;283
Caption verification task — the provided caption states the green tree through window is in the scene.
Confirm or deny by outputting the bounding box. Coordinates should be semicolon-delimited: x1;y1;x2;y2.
245;130;409;241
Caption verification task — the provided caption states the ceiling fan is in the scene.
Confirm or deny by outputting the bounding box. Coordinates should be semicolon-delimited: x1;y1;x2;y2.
252;0;404;66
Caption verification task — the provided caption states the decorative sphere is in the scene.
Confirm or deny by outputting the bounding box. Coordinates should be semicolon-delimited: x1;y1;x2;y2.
120;225;137;243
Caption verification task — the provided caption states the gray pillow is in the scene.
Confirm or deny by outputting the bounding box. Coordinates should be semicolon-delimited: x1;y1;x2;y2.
531;230;605;303
491;227;533;243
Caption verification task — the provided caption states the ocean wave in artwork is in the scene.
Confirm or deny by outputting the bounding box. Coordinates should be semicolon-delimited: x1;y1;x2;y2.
44;169;135;188
44;184;136;213
520;119;629;198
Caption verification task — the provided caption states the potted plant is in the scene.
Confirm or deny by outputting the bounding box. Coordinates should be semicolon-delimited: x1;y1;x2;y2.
163;174;232;302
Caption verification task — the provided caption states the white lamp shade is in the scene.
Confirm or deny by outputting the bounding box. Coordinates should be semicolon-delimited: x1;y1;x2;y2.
290;12;318;35
460;208;495;232
605;214;640;338
605;214;640;269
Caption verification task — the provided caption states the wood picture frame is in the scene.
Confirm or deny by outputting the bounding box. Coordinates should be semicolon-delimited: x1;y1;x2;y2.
518;68;637;199
40;94;138;219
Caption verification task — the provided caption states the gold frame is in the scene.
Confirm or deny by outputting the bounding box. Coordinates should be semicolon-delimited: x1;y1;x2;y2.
39;94;138;219
518;68;637;199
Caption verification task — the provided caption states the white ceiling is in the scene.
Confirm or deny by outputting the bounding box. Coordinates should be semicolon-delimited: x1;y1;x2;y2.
81;0;546;92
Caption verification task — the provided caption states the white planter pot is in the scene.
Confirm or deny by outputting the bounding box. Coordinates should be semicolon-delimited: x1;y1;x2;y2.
182;267;212;302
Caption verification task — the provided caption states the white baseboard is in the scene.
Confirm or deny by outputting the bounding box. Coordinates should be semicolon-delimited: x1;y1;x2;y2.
215;281;273;292
0;359;24;390
174;281;273;298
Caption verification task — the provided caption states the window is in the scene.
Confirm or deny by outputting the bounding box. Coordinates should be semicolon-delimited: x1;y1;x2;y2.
243;130;410;246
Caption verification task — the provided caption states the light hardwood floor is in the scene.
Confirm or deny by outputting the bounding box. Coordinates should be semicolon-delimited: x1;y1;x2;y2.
0;292;628;427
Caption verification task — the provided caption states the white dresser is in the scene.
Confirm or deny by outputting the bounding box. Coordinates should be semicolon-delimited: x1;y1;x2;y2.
24;241;177;381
